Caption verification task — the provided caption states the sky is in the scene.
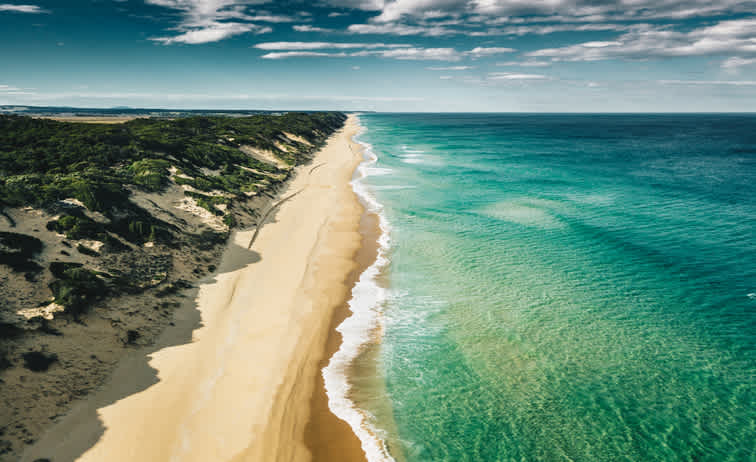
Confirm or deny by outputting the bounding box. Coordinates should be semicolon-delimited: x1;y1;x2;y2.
1;0;755;112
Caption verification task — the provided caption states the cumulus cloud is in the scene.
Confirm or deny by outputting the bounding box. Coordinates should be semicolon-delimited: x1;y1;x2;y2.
154;22;270;44
255;41;408;50
721;56;756;70
487;72;549;80
256;41;464;61
147;0;286;44
347;19;636;37
261;51;349;59
469;23;632;36
293;24;334;33
331;0;756;23
376;47;461;60
527;19;756;61
426;65;474;70
335;0;756;58
467;46;516;57
0;3;45;13
497;60;551;67
347;22;457;36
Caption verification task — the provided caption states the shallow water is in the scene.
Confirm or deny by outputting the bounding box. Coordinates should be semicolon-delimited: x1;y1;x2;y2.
348;114;756;462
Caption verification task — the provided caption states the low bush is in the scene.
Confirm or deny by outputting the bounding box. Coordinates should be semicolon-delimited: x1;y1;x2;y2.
48;263;107;317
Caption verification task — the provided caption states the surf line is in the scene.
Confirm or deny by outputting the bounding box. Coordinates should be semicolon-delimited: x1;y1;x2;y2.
247;162;327;250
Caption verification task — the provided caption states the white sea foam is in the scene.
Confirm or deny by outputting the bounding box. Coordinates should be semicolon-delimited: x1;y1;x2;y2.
322;117;396;462
372;184;416;191
365;166;394;176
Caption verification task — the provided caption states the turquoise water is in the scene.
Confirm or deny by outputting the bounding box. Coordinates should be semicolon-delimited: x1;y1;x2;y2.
352;114;756;462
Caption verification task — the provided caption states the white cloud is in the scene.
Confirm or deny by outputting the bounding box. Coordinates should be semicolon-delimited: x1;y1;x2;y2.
497;60;551;67
469;23;631;36
262;51;349;59
323;0;384;11
527;19;756;61
257;43;463;61
154;22;270;44
488;72;549;80
147;0;279;44
439;75;453;79
467;46;516;57
245;14;295;23
659;79;756;86
347;20;634;37
581;41;622;48
336;0;756;47
374;47;461;60
254;41;407;50
331;0;756;23
347;22;456;36
0;4;45;13
426;65;474;70
721;56;756;70
293;24;333;33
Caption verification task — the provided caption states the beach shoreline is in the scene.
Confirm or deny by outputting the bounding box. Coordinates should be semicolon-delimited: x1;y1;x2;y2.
22;115;371;462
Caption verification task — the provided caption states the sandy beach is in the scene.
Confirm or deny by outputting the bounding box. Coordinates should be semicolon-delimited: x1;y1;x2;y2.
23;115;369;462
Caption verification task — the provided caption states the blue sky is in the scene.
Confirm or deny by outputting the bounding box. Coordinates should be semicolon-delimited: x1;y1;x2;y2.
1;0;755;111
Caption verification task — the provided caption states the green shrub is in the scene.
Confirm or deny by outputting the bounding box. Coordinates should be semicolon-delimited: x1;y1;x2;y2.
0;111;346;240
49;261;83;278
128;158;170;192
223;214;236;227
47;214;106;240
48;264;107;317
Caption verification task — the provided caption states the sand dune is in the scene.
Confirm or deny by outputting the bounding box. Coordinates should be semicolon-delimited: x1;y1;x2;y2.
23;115;367;462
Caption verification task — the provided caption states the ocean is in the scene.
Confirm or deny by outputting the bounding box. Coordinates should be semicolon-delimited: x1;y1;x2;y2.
328;114;756;462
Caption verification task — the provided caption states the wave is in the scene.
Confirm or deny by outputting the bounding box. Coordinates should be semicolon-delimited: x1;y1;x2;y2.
322;117;396;462
365;166;394;176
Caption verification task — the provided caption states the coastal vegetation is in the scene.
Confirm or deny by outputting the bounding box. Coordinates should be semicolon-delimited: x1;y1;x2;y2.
0;112;345;318
0;112;345;237
0;111;345;457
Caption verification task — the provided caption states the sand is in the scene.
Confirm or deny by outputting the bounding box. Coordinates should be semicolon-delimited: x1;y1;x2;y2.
22;115;369;462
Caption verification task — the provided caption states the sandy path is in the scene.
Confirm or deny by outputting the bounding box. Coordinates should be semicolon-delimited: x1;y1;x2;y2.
23;115;367;462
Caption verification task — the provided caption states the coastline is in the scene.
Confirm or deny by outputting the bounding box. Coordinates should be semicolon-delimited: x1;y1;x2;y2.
304;190;379;461
22;115;370;462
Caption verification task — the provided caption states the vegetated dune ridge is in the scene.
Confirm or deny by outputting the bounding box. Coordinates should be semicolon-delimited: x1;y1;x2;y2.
0;112;346;460
21;115;369;462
